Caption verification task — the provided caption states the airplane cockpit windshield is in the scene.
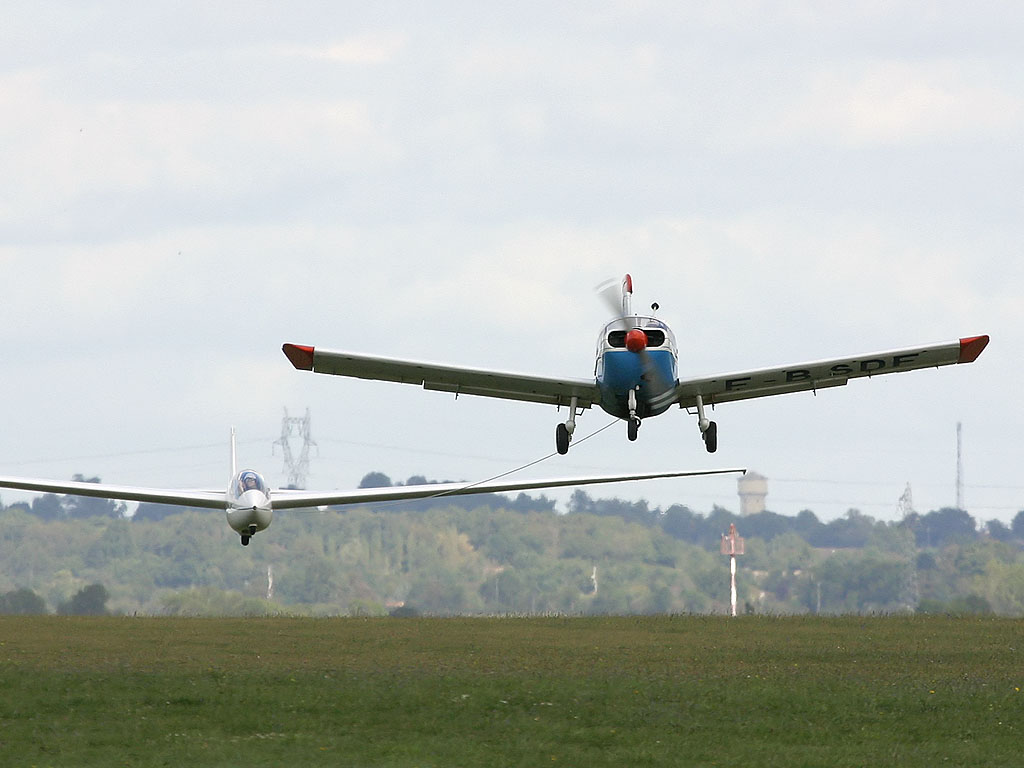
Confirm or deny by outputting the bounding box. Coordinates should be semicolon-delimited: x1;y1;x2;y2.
233;470;267;497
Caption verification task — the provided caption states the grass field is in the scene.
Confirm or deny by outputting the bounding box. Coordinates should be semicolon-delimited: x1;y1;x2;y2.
0;615;1021;767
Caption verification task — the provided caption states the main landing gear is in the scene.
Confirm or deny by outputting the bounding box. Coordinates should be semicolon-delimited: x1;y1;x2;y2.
555;396;580;455
695;394;718;453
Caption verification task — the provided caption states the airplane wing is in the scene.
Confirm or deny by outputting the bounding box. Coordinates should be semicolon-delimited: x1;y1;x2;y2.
0;476;227;509
282;344;601;409
268;467;746;510
0;469;745;512
672;335;988;408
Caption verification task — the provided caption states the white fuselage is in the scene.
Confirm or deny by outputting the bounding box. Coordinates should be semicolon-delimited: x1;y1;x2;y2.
226;470;273;536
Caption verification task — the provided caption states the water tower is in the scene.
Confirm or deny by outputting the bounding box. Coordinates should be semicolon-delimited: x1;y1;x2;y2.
738;471;767;515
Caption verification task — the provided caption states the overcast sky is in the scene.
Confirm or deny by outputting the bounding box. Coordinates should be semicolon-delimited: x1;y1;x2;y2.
1;2;1020;524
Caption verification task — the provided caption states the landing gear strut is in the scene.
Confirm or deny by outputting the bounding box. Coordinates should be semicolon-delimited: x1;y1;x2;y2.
555;396;579;455
695;394;718;453
627;388;641;442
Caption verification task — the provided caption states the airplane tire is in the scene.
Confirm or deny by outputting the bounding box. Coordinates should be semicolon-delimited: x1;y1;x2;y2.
627;417;640;442
555;423;570;455
703;421;718;453
240;535;250;546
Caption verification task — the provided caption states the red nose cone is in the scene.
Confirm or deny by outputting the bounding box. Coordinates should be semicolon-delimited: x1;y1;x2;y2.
625;328;648;353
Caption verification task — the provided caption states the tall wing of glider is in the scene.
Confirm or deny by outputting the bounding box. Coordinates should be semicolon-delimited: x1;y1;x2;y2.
269;467;745;510
672;335;989;408
0;476;227;509
282;344;601;409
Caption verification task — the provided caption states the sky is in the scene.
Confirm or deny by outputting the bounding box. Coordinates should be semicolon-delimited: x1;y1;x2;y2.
0;2;1021;525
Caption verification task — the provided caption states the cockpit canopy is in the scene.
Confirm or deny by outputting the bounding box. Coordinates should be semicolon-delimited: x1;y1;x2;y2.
232;470;268;498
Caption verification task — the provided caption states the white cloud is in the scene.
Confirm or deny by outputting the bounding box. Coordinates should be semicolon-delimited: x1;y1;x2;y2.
275;32;409;65
773;61;1022;147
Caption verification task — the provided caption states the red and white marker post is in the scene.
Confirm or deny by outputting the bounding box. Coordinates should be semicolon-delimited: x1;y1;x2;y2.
720;523;745;617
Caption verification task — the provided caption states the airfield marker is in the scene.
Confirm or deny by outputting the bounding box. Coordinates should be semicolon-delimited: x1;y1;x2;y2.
720;523;745;617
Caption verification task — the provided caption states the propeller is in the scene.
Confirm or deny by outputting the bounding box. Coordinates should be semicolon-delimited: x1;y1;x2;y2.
595;274;676;414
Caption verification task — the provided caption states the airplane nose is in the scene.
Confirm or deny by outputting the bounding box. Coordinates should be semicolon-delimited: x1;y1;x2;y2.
625;329;648;353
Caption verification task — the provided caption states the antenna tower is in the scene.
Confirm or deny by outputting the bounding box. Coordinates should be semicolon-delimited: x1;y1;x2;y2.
273;407;317;489
956;422;964;510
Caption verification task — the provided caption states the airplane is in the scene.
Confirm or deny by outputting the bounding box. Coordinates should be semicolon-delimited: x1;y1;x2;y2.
0;429;745;545
282;274;989;456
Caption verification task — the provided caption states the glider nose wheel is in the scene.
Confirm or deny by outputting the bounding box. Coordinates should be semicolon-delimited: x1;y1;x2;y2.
240;523;259;546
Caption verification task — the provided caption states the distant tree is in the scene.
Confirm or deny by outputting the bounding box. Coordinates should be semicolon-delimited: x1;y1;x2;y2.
358;472;392;489
741;510;793;542
62;476;126;519
277;557;341;604
506;493;556;513
916;551;937;571
58;583;110;616
910;508;977;548
793;509;822;540
406;567;476;614
587;496;652;526
810;509;878;549
132;502;181;522
987;519;1014;543
806;553;910;613
0;587;47;614
30;493;63;521
1011;510;1024;539
85;519;135;567
658;504;702;543
567;489;595;515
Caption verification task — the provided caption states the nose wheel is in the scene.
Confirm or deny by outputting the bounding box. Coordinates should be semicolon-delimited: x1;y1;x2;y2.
626;388;642;441
240;535;250;546
627;417;640;441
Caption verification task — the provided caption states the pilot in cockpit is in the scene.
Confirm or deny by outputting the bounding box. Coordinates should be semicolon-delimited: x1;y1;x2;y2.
238;471;262;495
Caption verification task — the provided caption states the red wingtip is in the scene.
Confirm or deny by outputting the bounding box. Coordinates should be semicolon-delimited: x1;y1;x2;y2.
282;343;315;370
958;335;989;364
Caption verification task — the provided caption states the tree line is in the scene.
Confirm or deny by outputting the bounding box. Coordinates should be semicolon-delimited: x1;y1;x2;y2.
0;472;1021;617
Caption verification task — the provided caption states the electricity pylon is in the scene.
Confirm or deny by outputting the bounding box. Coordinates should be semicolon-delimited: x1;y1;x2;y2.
273;408;317;489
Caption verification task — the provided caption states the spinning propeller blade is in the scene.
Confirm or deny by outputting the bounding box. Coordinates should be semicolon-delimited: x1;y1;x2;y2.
595;274;676;412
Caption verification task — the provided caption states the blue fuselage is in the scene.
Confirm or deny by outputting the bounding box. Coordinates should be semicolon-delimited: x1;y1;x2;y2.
594;317;678;420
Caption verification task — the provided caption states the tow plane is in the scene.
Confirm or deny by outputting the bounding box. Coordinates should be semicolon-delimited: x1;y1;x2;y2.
282;274;989;456
0;429;744;546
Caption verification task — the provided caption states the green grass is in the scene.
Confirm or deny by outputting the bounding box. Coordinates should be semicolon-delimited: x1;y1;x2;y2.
0;615;1022;766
